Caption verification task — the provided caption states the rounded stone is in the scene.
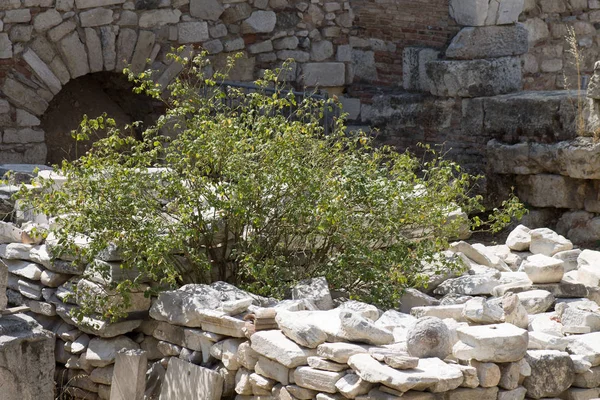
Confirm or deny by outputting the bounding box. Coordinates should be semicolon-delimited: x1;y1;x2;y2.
406;316;452;359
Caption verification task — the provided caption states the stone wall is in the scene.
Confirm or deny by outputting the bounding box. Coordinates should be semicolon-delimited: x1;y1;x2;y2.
7;185;600;399
521;0;600;91
0;0;360;165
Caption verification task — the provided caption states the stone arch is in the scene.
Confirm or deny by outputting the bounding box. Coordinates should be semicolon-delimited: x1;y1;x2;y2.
0;0;359;165
0;15;179;165
41;71;162;164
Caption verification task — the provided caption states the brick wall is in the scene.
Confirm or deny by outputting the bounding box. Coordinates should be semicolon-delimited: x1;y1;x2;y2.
349;0;457;86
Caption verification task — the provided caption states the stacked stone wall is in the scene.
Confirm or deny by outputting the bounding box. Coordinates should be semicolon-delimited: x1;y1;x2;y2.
521;0;600;91
6;186;600;399
0;0;361;165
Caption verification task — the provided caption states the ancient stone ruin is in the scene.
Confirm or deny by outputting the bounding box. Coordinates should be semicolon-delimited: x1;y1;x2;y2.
6;0;600;399
5;196;600;400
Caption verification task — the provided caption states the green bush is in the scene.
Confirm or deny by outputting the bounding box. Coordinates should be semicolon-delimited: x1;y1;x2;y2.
17;52;525;318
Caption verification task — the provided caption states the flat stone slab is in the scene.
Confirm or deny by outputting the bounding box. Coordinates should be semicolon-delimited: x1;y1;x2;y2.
159;357;223;400
567;332;600;366
449;0;523;26
250;330;317;368
479;91;580;146
446;24;528;60
348;354;463;393
427;56;521;98
454;323;528;363
0;314;55;400
521;254;565;284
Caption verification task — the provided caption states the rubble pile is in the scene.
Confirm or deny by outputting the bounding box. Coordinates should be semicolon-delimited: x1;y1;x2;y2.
6;217;600;399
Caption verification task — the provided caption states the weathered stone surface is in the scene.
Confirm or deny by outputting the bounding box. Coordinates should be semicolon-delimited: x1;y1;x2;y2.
383;354;419;370
449;241;510;271
399;289;439;314
0;33;12;59
255;356;290;384
411;304;465;321
241;11;277;33
300;63;345;87
556;300;600;333
48;20;77;43
427;57;522;98
499;281;587;298
337;311;394;345
402;47;440;92
335;373;374;398
433;273;502;296
446;24;528;60
506;225;531;251
110;349;147;400
0;263;10;310
515;290;554;314
33;9;62;32
86;336;139;367
406;317;452;359
250;330;316;368
236;340;259;369
522;350;574;399
291;277;333;310
5;259;43;281
445;387;499;400
568;332;600;366
0;314;55;400
149;284;221;327
470;360;500;387
178;22;209;44
160;357;223;400
287;384;318;399
80;8;113;27
197;309;246;337
348;354;462;393
573;366;600;388
516;174;587;209
491;293;529;329
588;61;600;100
2;78;49;116
497;362;521;390
129;30;156;74
115;28;137;72
481;92;579;146
553;249;581;272
58;31;90;79
275;310;328;348
453;323;528;363
578;250;600;286
462;297;504;324
529;228;573;256
294;366;345;393
307;356;347;372
317;342;369;363
337;300;379;321
311;40;334;62
22;49;62;95
75;0;125;8
521;254;564;284
190;0;224;20
139;9;181;28
449;0;524;26
100;26;117;71
84;28;103;73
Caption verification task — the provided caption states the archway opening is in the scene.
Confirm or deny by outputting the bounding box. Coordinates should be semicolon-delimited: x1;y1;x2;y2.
41;72;163;166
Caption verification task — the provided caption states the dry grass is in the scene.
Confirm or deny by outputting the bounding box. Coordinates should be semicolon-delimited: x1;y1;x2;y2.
564;26;589;139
